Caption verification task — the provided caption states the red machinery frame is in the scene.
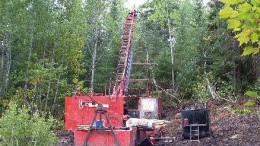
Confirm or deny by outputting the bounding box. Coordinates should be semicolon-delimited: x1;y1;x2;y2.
65;95;134;146
65;95;161;146
65;10;162;146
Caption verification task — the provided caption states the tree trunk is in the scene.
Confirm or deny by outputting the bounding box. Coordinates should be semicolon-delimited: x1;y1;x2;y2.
45;32;58;112
6;38;11;89
253;55;260;80
90;29;98;95
0;33;12;100
24;25;34;94
166;0;175;92
0;40;4;97
203;50;218;99
52;80;59;114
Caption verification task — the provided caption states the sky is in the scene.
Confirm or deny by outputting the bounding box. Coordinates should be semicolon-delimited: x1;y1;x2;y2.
124;0;147;9
124;0;211;9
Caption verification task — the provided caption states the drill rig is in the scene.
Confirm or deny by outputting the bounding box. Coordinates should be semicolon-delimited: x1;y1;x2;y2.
65;10;163;146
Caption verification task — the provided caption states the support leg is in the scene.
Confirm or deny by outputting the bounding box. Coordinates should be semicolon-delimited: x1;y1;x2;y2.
104;112;121;146
82;110;98;146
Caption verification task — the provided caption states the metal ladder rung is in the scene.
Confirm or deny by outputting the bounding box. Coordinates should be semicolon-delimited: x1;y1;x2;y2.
190;125;200;143
117;64;124;68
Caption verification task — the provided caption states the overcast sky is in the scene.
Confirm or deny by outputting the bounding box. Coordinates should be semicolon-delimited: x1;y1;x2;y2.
124;0;211;9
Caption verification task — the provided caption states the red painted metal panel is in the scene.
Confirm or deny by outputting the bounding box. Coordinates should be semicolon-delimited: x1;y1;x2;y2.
65;95;125;131
65;96;84;130
74;130;135;146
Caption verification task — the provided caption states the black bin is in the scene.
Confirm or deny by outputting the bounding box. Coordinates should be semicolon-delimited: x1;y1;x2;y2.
181;109;211;138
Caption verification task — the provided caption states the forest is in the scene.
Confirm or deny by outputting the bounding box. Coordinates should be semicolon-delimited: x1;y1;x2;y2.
0;0;259;145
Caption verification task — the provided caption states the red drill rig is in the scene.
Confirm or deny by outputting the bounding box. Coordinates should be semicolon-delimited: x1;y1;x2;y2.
65;10;163;146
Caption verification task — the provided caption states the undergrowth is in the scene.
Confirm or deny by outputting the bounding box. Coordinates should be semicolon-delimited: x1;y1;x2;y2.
0;103;58;146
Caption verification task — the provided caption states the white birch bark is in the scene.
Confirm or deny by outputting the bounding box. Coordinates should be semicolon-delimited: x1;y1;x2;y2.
166;0;175;93
90;29;98;95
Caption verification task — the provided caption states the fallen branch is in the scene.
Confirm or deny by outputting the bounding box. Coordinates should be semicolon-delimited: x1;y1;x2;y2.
152;79;181;103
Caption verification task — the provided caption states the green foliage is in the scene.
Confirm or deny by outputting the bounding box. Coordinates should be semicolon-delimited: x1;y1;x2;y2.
245;85;260;102
83;0;125;93
235;107;253;114
73;78;90;93
216;81;236;98
154;50;172;88
204;0;254;99
0;0;125;119
243;100;256;107
235;100;256;114
249;79;260;94
235;89;258;114
219;0;260;55
162;96;179;109
192;76;210;100
137;0;254;102
0;0;259;124
0;103;57;146
245;90;258;97
173;0;207;98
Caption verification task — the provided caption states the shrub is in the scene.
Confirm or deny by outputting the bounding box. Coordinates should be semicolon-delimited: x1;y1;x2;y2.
0;103;58;146
192;76;210;100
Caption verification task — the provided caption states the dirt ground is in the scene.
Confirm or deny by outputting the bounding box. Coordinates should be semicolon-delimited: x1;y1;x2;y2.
57;98;260;146
159;99;260;146
57;130;74;146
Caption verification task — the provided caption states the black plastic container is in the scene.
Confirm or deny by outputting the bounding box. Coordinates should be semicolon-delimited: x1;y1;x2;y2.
181;108;211;138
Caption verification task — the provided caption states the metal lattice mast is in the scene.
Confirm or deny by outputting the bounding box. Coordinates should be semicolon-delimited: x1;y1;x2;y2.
112;10;137;97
